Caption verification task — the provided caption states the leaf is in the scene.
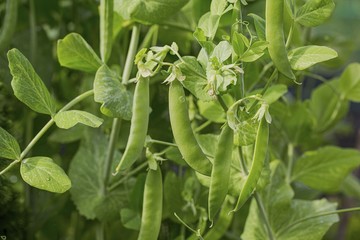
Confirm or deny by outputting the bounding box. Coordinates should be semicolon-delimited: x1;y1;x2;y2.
179;56;213;101
54;110;103;129
120;208;141;230
57;33;102;73
339;63;360;102
48;125;85;143
241;41;268;62
100;0;113;62
94;64;133;120
288;45;338;70
309;79;349;132
20;157;71;193
7;49;57;116
197;94;233;123
242;161;339;240
210;0;228;15
296;0;335;27
212;41;232;62
198;12;221;40
116;0;190;24
248;13;266;41
0;127;21;160
292;146;360;192
69;130;133;220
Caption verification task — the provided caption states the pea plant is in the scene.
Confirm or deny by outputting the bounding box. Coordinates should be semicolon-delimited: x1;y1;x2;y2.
1;0;360;239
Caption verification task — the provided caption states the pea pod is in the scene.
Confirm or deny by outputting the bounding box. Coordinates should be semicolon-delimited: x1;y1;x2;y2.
138;166;163;240
169;80;212;176
0;0;18;52
232;117;269;212
204;196;234;240
208;124;233;223
115;77;149;173
266;0;295;80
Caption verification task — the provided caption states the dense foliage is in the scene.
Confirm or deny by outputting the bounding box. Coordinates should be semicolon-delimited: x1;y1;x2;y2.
1;0;360;239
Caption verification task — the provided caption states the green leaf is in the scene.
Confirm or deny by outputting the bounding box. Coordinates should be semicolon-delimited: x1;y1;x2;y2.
248;13;266;41
242;161;338;240
210;0;228;15
296;0;335;27
20;157;71;193
69;130;133;220
120;208;141;230
116;0;190;24
179;56;213;101
100;0;114;62
0;127;21;160
94;64;133;120
339;63;360;102
198;94;233;123
292;146;360;192
309;79;349;132
57;33;102;73
48;125;85;143
198;12;221;40
54;110;103;129
241;41;268;62
7;49;57;116
212;41;232;62
288;45;338;70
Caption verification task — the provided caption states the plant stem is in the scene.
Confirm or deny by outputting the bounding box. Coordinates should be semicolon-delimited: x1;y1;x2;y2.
108;161;148;191
0;90;94;176
101;118;121;194
147;139;177;147
195;120;211;133
217;95;228;112
238;147;275;240
122;24;140;85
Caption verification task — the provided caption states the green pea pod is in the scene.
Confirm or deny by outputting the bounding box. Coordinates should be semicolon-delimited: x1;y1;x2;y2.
0;0;18;52
204;196;234;240
232;117;269;212
99;0;113;62
115;77;149;173
138;166;163;240
169;80;212;176
208;124;233;223
266;0;295;80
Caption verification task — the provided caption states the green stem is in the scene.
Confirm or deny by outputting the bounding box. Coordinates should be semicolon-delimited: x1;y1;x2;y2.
217;95;229;112
122;24;140;85
108;161;148;191
0;90;94;176
195;120;212;133
147;139;177;147
139;25;158;50
101;118;121;194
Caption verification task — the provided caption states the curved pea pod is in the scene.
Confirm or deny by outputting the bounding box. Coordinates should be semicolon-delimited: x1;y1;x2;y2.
115;77;149;173
138;166;163;240
266;0;296;80
204;196;234;240
231;117;269;212
169;80;212;176
208;124;233;223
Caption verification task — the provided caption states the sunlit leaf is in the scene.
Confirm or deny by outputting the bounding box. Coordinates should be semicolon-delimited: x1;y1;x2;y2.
8;48;57;116
0;127;21;160
20;157;71;193
54;110;103;129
